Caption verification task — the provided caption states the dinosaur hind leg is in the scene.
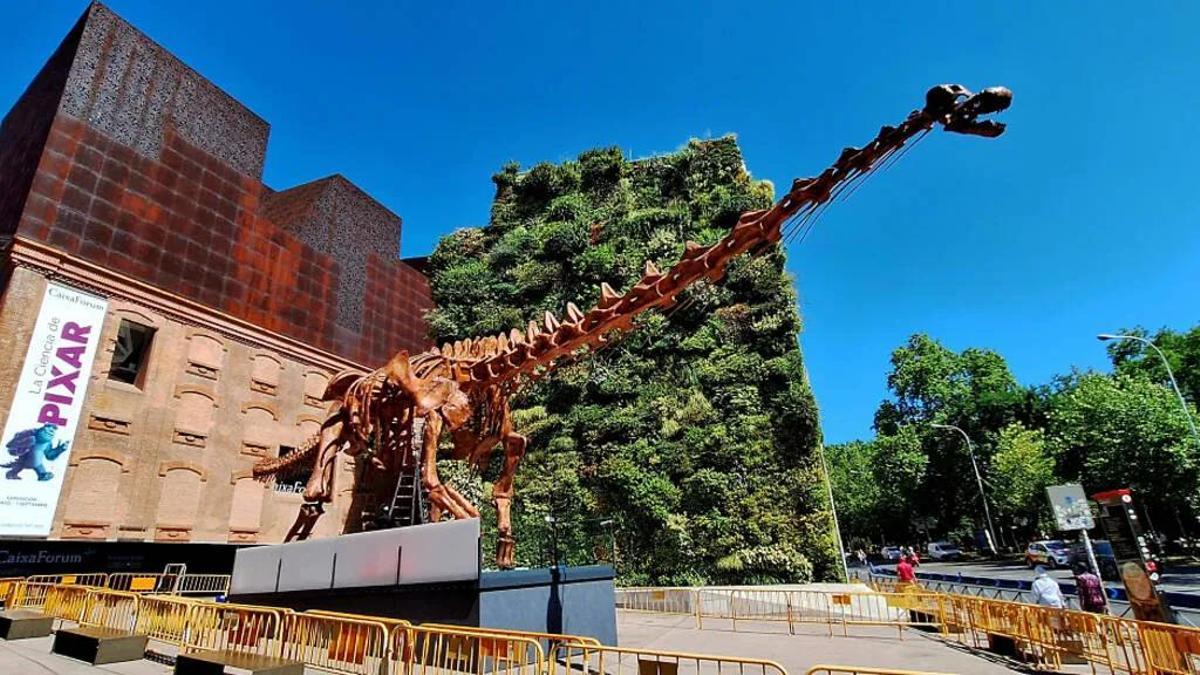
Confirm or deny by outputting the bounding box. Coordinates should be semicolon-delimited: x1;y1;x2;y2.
493;432;528;570
303;408;348;503
420;414;479;521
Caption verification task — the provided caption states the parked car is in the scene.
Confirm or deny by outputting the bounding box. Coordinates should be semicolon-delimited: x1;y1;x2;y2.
881;546;903;561
1069;540;1120;581
1025;540;1071;568
927;541;962;561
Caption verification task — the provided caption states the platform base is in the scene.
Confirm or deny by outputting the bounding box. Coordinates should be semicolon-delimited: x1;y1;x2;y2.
52;625;148;664
175;650;304;675
0;609;53;640
231;564;618;646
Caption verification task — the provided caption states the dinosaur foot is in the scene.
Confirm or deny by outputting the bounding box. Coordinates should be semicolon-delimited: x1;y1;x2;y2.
427;484;480;521
496;534;516;570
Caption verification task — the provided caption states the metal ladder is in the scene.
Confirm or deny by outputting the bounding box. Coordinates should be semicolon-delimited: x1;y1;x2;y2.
385;464;426;527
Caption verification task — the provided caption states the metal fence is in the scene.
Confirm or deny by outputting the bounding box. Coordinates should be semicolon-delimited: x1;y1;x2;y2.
396;623;546;675
280;612;392;675
620;584;1200;675
550;642;789;675
80;588;141;632
182;602;287;659
134;594;197;646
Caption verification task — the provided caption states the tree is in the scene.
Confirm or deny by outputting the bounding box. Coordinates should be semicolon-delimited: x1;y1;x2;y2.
871;334;1034;540
425;138;837;583
988;423;1056;540
1107;325;1200;408
1047;372;1200;523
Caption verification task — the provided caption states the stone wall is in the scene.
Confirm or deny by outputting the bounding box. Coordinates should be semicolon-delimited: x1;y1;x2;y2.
0;266;363;543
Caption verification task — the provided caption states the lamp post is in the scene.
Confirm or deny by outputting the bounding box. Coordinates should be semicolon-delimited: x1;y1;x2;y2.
1097;333;1200;447
600;519;616;569
545;514;560;568
932;423;1000;555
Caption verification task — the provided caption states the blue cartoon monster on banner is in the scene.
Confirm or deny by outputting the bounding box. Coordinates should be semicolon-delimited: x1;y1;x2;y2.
3;424;70;481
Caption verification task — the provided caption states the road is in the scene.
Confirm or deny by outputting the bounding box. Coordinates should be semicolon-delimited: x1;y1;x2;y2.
866;558;1200;596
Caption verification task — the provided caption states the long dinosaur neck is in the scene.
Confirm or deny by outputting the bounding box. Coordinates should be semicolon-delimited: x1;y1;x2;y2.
453;84;1010;387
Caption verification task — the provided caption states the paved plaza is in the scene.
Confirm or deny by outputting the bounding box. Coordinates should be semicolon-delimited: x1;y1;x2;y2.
0;611;1039;675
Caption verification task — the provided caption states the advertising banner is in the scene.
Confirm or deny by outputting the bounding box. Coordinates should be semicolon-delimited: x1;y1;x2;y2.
0;283;108;536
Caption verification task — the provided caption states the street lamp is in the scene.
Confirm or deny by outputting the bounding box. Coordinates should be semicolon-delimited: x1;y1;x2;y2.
599;519;616;568
931;423;1000;555
544;514;560;568
1097;333;1200;447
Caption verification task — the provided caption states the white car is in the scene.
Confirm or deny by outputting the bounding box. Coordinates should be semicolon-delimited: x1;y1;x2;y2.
881;546;903;561
1025;540;1071;568
927;541;962;561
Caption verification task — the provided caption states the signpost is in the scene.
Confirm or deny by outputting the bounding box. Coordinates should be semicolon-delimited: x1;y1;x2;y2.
1046;484;1103;583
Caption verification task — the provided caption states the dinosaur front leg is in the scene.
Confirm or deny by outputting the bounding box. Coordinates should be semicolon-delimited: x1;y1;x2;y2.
420;415;479;521
493;433;528;569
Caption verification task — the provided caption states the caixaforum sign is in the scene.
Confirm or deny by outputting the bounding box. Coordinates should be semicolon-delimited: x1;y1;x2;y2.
0;283;107;536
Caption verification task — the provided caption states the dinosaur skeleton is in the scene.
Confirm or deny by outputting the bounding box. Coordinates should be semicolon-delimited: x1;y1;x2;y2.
253;84;1011;568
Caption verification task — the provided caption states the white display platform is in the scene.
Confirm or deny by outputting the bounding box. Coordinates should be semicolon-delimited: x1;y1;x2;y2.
230;518;480;595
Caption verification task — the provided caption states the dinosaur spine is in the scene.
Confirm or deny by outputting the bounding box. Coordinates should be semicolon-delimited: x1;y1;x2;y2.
459;89;996;386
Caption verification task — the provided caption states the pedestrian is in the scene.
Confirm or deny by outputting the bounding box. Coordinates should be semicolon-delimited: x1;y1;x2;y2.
1073;562;1107;613
897;554;917;587
856;548;867;567
1031;565;1065;608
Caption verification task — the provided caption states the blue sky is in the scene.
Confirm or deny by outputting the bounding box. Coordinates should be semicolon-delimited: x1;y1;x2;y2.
4;2;1199;443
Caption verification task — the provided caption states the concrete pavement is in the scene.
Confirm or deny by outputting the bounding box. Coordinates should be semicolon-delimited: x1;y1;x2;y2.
617;610;1022;674
0;610;1032;674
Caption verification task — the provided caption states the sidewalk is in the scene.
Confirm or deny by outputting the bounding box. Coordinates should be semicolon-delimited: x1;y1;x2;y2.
618;610;1021;674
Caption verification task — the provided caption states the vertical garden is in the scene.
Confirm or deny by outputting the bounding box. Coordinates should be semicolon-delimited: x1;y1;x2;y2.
424;137;838;584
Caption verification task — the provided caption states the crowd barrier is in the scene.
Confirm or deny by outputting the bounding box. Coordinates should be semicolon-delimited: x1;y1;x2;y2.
43;583;90;624
80;588;140;632
806;662;955;667
175;573;231;596
134;594;198;645
619;585;1200;675
402;623;546;675
550;642;788;675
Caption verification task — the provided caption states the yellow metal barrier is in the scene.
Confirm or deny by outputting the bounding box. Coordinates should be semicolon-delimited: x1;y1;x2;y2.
279;612;391;675
108;572;179;594
27;572;108;587
423;622;602;648
550;642;789;675
5;580;56;610
81;588;140;632
806;662;955;667
183;602;286;659
134;594;198;646
0;576;24;603
174;573;231;596
616;587;696;615
43;583;90;623
305;609;410;628
395;622;546;675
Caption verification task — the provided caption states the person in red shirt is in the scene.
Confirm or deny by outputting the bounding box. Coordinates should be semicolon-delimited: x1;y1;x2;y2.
1074;562;1108;613
897;555;917;584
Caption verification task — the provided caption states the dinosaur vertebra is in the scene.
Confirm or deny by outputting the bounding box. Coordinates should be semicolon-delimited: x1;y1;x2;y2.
253;84;1011;568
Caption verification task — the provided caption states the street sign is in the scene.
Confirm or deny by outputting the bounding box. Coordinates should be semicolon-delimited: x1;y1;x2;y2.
1047;483;1094;531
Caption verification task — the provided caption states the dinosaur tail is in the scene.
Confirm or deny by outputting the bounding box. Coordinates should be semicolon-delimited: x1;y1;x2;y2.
252;434;320;481
434;84;1009;387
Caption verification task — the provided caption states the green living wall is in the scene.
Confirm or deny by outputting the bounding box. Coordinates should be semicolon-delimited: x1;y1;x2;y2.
425;137;838;584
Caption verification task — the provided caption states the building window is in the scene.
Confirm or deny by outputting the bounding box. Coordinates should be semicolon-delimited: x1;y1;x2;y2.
272;445;312;494
108;320;155;386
